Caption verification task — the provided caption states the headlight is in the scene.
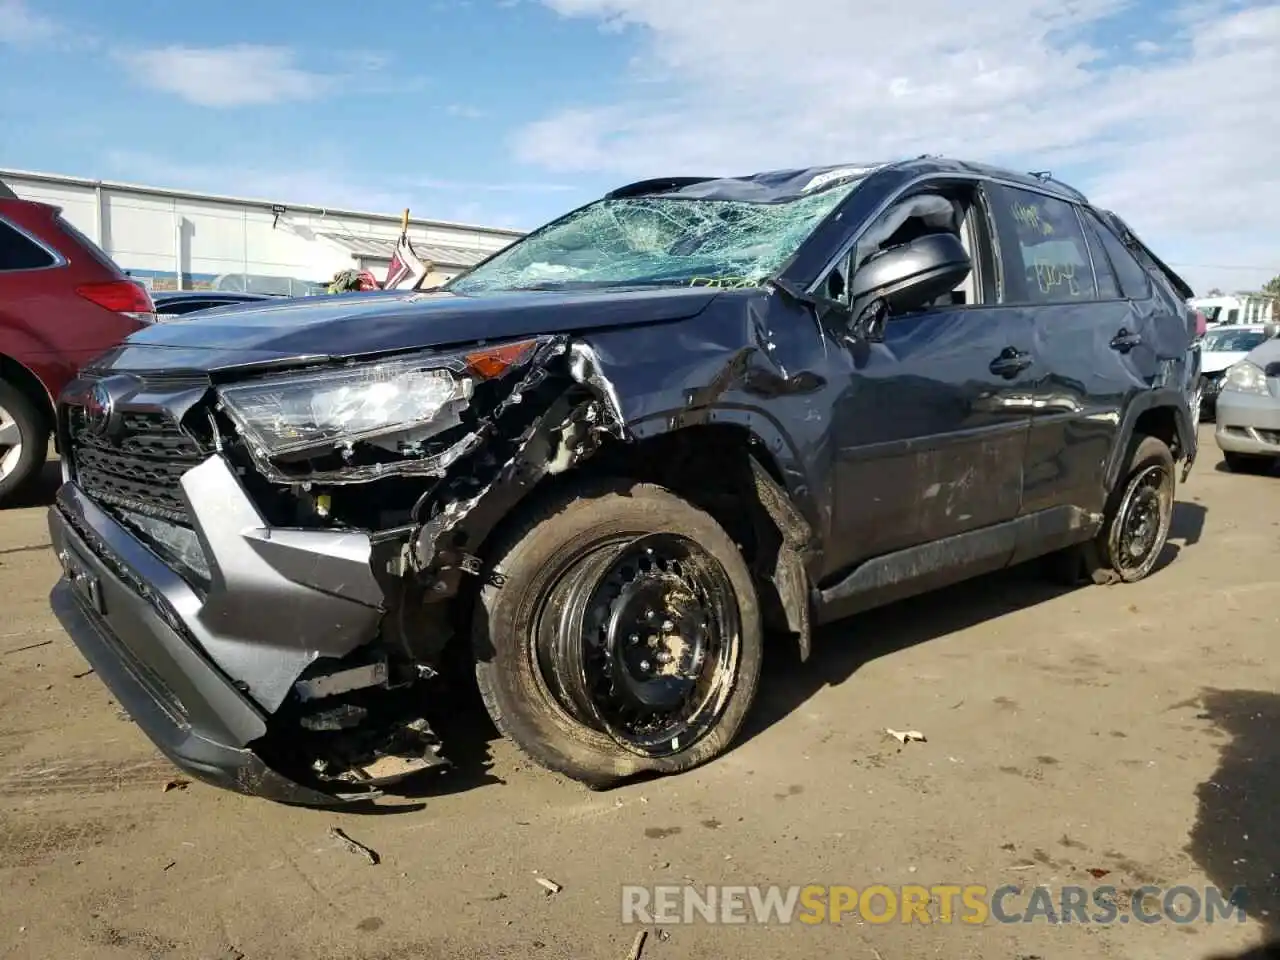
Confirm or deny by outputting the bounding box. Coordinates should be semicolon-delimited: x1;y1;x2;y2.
1222;361;1270;396
218;339;541;457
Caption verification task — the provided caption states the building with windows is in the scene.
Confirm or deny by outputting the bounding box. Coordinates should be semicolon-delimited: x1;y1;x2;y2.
0;168;524;296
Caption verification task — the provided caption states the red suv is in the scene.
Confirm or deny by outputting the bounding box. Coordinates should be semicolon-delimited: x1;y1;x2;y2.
0;181;154;502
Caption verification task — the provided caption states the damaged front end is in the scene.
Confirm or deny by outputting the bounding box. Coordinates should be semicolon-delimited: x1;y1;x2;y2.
50;335;625;804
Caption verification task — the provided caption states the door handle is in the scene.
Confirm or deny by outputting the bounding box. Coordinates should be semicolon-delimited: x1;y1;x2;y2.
1110;328;1143;352
989;347;1033;378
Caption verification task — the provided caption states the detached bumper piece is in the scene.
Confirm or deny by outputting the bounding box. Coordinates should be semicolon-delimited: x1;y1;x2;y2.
47;456;436;805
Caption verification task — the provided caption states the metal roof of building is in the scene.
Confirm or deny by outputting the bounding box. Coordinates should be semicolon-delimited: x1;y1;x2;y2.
317;231;499;268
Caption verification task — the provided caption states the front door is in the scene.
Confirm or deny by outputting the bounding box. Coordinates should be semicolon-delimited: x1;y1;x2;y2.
825;182;1034;576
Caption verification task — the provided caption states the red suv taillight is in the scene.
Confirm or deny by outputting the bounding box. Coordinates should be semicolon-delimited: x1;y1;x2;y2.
1193;309;1207;339
75;280;157;323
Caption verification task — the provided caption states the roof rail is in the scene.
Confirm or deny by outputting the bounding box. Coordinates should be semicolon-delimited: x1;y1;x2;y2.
605;177;716;199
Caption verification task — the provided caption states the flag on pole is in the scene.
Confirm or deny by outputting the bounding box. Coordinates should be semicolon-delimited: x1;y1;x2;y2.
384;208;431;289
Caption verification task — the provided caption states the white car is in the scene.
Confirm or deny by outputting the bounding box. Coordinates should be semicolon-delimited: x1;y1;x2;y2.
1198;324;1277;421
1215;334;1280;472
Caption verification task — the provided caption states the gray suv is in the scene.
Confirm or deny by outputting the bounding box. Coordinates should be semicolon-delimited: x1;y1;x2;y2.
47;157;1201;805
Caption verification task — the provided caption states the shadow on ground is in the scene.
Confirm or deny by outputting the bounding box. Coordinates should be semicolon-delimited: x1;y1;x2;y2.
738;499;1206;747
1190;689;1280;959
1212;459;1280;478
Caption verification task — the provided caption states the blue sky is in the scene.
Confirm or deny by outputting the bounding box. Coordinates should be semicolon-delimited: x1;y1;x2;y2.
1;0;1277;293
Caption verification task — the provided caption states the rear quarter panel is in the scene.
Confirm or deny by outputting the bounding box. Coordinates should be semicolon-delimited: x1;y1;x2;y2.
0;201;145;399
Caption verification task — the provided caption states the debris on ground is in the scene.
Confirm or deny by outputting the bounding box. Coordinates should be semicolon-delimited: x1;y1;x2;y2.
2;639;53;656
163;861;176;871
1087;867;1111;879
625;930;647;960
886;728;926;744
329;826;380;865
163;778;191;793
535;876;562;896
72;668;94;679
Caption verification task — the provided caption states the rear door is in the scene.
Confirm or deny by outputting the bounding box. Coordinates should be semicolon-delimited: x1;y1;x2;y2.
984;183;1140;523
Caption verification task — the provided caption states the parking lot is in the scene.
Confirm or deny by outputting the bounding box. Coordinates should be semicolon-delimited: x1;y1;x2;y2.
0;425;1276;960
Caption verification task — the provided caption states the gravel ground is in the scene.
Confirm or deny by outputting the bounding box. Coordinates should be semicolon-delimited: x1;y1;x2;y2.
1;426;1277;960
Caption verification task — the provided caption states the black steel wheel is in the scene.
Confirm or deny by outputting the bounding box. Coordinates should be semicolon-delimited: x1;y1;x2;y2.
535;533;743;758
473;480;763;787
1100;435;1176;583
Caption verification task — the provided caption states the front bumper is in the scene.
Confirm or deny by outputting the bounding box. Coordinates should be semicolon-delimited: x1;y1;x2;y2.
47;456;388;804
1214;390;1280;456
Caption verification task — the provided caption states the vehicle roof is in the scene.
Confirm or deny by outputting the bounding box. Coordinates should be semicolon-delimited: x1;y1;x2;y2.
605;156;1089;205
1205;324;1267;332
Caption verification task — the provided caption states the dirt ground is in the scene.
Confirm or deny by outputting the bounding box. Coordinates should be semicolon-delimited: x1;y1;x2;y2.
1;426;1277;960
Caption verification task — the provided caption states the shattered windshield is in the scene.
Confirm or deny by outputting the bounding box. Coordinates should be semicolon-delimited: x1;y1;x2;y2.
448;181;862;294
1204;329;1267;352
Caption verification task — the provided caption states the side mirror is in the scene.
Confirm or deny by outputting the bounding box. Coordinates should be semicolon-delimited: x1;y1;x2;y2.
848;232;972;339
1264;322;1279;339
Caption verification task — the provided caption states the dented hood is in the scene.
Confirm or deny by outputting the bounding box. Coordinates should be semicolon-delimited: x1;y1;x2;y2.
87;286;722;375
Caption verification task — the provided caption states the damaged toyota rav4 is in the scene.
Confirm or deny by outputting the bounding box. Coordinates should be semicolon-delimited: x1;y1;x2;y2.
48;157;1200;804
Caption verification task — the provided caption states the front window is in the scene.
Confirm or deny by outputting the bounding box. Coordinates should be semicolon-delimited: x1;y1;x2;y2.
448;181;863;295
1203;329;1267;352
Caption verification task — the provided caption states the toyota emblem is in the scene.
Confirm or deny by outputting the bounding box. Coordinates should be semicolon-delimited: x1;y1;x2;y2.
84;381;114;435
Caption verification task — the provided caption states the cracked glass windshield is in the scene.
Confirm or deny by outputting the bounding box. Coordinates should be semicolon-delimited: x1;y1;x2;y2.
448;179;864;294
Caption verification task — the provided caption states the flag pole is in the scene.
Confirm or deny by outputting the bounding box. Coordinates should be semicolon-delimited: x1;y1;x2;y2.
401;208;410;233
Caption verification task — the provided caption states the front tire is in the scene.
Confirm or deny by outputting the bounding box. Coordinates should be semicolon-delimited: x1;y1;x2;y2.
473;479;763;788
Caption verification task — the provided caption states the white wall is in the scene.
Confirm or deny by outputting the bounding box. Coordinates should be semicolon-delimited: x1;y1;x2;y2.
3;171;522;295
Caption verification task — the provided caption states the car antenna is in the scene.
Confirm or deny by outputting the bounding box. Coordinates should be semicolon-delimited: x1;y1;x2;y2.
1030;170;1052;181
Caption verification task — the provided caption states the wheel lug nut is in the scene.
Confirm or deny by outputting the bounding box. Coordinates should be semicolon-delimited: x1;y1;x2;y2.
639;660;651;672
628;634;640;645
661;619;674;632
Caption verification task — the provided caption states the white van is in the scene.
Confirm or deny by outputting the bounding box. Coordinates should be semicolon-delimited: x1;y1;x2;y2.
1189;294;1275;326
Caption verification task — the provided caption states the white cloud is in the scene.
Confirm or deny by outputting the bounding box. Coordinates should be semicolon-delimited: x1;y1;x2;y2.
0;0;57;46
515;0;1280;291
120;44;331;108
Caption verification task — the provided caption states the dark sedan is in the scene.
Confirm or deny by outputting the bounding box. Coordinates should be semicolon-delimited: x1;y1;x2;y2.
151;290;280;318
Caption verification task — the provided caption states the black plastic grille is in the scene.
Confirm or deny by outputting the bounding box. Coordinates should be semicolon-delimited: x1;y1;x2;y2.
67;408;207;526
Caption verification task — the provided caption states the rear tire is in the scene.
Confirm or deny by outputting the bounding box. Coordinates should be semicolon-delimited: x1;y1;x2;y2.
473;479;763;788
1222;451;1274;474
1051;436;1175;585
0;380;48;504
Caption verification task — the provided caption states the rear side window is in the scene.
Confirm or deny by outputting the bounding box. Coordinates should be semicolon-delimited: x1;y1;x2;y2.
1080;209;1151;300
1079;214;1120;299
0;218;57;271
989;185;1096;303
